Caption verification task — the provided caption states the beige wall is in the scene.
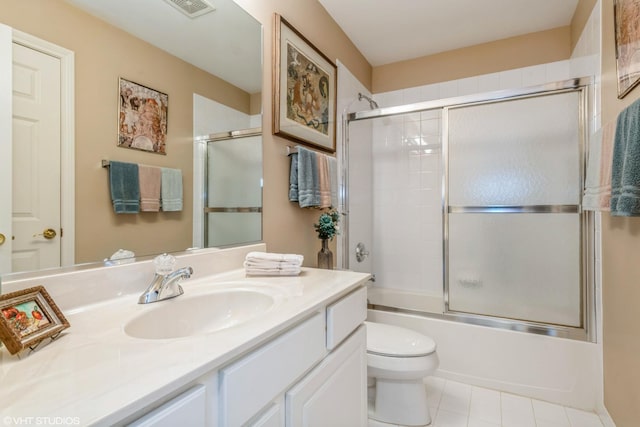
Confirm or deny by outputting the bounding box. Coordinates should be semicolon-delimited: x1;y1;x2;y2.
2;0;251;263
600;1;640;425
233;0;372;265
372;26;571;93
571;0;598;51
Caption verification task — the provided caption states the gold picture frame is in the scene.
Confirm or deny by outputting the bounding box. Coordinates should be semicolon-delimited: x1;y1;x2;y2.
614;0;640;98
0;286;70;355
273;14;337;153
118;78;168;154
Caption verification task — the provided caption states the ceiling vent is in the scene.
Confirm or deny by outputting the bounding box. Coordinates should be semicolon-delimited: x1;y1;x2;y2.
162;0;215;18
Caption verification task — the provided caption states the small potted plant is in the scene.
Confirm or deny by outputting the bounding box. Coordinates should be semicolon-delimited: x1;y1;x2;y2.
314;210;340;269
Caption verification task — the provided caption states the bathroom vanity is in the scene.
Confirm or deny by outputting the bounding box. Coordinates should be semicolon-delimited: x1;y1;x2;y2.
0;244;370;426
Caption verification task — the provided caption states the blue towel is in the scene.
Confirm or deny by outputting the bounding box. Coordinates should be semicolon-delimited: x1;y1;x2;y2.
328;155;338;209
297;146;321;208
109;161;140;214
611;98;640;216
289;153;299;201
161;168;183;212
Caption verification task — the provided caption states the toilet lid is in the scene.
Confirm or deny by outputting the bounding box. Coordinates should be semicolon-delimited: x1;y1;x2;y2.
365;321;436;357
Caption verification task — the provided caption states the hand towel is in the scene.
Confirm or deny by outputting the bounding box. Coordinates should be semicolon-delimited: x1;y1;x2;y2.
328;155;338;209
244;266;302;276
318;153;332;208
161;167;183;212
245;251;304;265
583;121;615;211
611;98;640;216
138;164;162;212
289;152;299;202
109;161;140;214
244;251;303;276
297;146;321;208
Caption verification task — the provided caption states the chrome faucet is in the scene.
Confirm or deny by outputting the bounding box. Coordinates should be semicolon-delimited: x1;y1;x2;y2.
138;253;193;304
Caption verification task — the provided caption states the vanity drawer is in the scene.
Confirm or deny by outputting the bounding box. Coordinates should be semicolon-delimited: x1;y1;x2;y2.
326;286;367;350
219;312;326;426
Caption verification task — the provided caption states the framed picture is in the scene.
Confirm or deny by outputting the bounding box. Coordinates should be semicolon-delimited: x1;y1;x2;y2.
0;286;70;355
273;14;337;153
118;78;168;154
614;0;640;98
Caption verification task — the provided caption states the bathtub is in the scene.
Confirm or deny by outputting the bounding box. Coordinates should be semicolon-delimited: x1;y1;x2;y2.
366;287;602;412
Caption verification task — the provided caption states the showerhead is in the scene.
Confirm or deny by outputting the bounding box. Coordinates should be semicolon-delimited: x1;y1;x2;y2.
358;92;379;109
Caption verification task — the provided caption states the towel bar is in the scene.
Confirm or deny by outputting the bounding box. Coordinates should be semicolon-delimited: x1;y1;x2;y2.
204;207;262;213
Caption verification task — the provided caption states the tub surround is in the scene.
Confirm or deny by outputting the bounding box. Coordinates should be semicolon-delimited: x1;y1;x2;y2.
0;244;370;425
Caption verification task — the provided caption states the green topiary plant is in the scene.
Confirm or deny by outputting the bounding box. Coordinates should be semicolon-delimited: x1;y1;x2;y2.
314;210;340;240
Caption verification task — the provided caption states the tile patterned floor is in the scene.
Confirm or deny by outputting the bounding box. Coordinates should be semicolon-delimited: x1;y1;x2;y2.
369;378;605;427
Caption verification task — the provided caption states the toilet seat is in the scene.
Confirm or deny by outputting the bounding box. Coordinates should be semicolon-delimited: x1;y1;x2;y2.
365;321;436;357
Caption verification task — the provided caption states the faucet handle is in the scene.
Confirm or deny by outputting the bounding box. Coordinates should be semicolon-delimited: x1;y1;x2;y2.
154;253;176;275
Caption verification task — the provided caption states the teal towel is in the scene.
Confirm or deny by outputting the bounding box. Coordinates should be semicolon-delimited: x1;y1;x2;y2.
297;146;321;208
161;167;183;212
611;98;640;216
109;161;140;214
328;155;338;209
289;152;299;202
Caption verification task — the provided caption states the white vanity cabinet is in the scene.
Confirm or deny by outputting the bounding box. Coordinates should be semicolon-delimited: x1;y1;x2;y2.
0;243;373;427
219;286;368;427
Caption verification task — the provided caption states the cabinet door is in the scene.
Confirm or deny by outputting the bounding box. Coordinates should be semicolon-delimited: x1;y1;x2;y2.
249;398;285;427
220;313;326;426
127;385;206;427
286;326;367;427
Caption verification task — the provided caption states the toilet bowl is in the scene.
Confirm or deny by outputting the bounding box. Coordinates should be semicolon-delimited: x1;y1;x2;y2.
365;321;439;427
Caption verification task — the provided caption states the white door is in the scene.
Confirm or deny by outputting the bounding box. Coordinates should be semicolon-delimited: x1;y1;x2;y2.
0;24;12;273
10;43;61;273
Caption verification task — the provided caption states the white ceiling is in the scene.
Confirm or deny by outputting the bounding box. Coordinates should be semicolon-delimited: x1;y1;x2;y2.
65;0;263;94
319;0;579;66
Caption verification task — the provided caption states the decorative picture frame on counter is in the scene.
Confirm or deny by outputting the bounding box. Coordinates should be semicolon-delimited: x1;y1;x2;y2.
614;0;640;98
118;78;168;154
0;286;70;355
273;14;337;153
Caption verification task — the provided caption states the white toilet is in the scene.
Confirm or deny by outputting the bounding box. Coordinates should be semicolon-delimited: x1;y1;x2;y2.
365;321;439;426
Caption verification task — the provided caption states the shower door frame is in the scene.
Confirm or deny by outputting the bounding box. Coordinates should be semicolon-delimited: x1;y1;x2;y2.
346;77;596;342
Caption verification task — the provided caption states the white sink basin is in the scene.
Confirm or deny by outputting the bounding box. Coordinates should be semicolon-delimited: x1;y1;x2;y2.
124;288;276;340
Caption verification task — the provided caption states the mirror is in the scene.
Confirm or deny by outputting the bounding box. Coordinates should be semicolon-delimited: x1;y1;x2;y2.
0;0;262;275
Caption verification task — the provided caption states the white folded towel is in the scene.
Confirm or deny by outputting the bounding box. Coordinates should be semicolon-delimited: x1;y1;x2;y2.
245;267;302;276
245;259;300;267
244;251;303;276
245;251;303;265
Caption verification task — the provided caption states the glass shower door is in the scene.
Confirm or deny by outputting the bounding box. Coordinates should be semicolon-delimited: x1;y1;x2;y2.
445;90;584;327
205;133;262;247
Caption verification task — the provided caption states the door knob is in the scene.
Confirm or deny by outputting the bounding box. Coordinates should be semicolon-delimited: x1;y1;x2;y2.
0;233;5;245
34;228;57;239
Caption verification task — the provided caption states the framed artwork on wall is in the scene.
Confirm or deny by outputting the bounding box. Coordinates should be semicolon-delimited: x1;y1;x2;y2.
0;286;69;355
273;14;337;153
614;0;640;98
118;78;168;154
